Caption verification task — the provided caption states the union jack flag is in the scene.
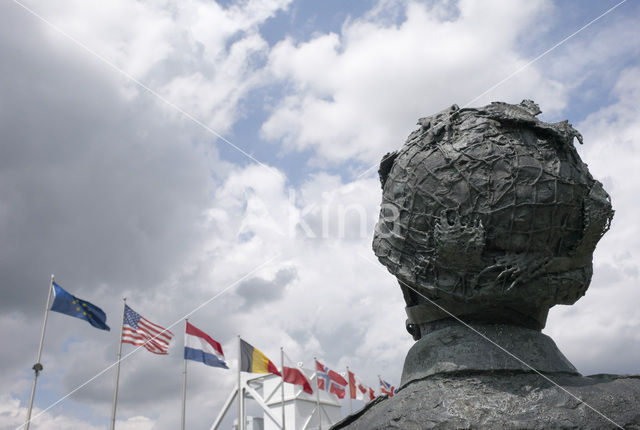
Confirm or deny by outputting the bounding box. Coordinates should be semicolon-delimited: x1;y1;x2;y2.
379;376;397;397
315;360;347;399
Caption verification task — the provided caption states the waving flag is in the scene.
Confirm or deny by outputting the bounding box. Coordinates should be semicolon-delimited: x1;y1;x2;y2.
121;305;173;354
379;376;396;397
284;366;313;394
184;322;228;368
315;360;347;399
240;339;281;376
282;351;313;394
49;282;110;331
348;370;374;401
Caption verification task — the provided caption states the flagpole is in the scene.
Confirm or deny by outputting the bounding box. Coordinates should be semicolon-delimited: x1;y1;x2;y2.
280;347;285;430
110;298;126;430
346;366;352;414
25;274;54;430
181;318;188;430
237;335;243;430
314;357;321;430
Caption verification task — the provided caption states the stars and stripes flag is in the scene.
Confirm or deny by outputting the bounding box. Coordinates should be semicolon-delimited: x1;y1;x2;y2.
121;304;173;354
379;376;396;397
315;360;348;399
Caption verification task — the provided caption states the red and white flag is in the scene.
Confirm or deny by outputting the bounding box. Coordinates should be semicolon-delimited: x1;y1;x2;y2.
315;360;347;399
121;304;173;354
281;350;313;394
348;370;375;401
283;365;313;394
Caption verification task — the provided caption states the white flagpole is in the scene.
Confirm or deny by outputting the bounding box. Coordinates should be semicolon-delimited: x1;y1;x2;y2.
110;298;126;430
314;357;321;430
237;335;243;430
346;366;353;414
280;347;285;430
181;318;188;430
25;274;54;430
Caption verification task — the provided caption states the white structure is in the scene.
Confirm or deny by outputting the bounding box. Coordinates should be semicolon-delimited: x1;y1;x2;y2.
262;369;341;430
233;416;264;430
210;369;342;430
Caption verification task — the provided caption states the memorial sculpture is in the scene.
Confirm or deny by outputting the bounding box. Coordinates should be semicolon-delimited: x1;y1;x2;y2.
333;101;640;429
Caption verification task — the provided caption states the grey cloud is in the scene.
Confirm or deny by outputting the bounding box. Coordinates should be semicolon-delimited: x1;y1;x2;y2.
0;2;220;318
592;263;624;285
61;351;183;409
236;267;297;309
0;5;233;422
563;335;640;376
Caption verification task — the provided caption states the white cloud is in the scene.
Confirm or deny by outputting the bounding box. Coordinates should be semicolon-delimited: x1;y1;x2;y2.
31;0;292;132
35;0;176;79
545;67;640;375
0;394;154;430
541;9;640;98
35;163;406;428
160;34;269;132
261;0;567;164
184;0;292;57
201;163;410;378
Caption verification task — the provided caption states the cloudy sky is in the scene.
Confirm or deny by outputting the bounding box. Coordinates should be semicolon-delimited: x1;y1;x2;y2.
1;0;639;428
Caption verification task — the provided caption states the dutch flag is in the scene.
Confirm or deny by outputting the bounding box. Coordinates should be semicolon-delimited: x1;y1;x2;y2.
184;322;228;369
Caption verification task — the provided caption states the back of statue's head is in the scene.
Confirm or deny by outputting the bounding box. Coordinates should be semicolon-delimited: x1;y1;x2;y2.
372;100;613;337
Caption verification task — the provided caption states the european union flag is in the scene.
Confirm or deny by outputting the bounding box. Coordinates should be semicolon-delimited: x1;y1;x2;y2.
49;282;110;331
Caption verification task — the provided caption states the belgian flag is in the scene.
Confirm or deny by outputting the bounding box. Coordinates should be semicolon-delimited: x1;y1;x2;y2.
240;339;281;376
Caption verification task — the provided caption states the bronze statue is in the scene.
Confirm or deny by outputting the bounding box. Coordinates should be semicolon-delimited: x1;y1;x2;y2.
334;101;639;430
373;100;613;339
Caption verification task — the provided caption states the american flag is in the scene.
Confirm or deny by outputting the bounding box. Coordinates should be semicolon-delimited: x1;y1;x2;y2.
121;304;173;354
